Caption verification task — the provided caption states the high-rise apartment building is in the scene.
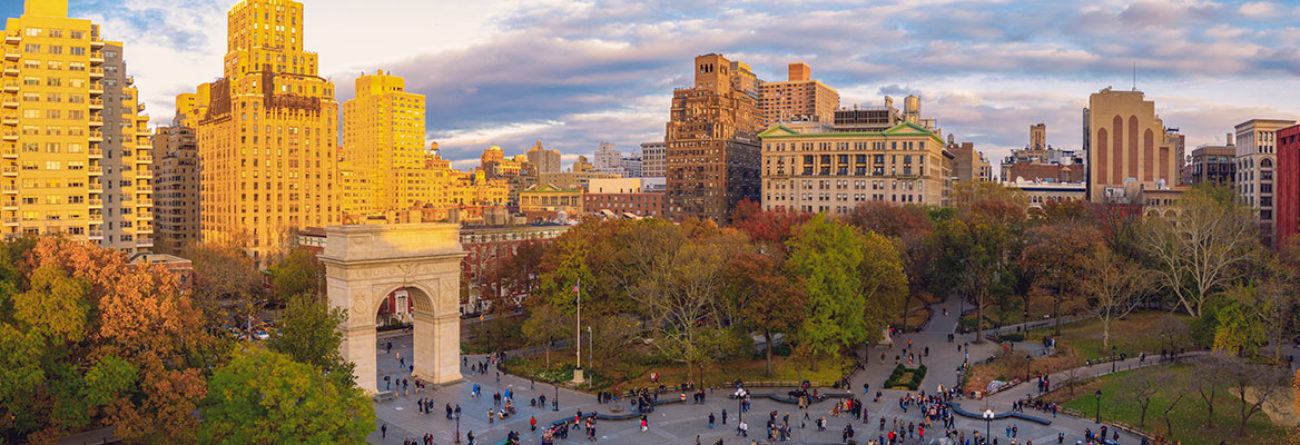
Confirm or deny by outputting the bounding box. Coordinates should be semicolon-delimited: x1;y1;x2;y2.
525;141;561;174
1275;124;1300;247
152;93;203;253
1234;118;1295;246
1;0;153;253
758;63;839;126
593;142;623;176
340;70;425;216
665;54;762;222
195;0;340;261
639;141;665;177
1083;88;1184;203
759;119;952;214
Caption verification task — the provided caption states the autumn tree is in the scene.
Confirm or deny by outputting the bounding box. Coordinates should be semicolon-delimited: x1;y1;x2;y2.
730;198;810;256
787;214;870;369
930;198;1023;342
723;252;805;376
1022;222;1104;335
1083;248;1153;348
1140;186;1259;318
0;238;213;443
181;242;264;329
633;223;747;383
200;348;374;444
857;232;909;345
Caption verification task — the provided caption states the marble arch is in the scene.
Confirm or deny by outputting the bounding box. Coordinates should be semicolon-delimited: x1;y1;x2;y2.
320;224;466;393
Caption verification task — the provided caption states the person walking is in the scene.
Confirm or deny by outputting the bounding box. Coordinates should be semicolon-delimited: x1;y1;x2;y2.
709;413;716;429
381;423;387;438
640;415;648;432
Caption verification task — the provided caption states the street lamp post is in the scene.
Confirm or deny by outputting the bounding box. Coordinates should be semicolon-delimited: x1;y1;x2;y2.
983;409;994;441
1111;345;1117;373
1095;389;1102;424
553;385;559;411
738;395;744;423
454;412;461;444
1025;354;1032;385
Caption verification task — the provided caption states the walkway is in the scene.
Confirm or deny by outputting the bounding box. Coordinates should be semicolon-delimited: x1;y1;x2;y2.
367;303;1185;444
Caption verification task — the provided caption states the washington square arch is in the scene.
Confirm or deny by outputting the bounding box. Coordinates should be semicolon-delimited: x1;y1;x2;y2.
320;223;465;393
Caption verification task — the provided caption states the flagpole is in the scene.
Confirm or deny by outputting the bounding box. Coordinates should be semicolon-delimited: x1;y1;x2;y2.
574;278;583;384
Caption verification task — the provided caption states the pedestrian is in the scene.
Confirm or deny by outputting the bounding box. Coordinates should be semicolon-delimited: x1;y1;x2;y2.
641;415;648;432
531;415;537;431
386;341;392;354
381;423;387;438
709;413;716;429
467;430;474;445
722;409;728;425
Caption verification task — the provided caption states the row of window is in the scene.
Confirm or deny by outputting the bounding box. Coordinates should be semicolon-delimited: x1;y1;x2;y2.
23;44;91;56
765;140;925;152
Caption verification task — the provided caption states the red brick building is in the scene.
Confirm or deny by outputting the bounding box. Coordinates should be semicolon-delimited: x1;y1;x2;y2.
583;192;665;218
1275;124;1300;247
459;224;569;314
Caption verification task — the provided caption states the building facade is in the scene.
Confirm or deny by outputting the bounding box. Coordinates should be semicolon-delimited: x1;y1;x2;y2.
195;0;340;261
1030;123;1046;150
525;141;561;175
759;121;952;214
152;116;199;253
1276;124;1300;247
757;62;839;126
518;184;582;222
1083;88;1184;203
665;54;762;223
639;141;665;177
583;177;665;218
1;0;153;252
340;70;424;216
459;224;568;314
1234;119;1295;246
1183;139;1235;186
593;142;623;176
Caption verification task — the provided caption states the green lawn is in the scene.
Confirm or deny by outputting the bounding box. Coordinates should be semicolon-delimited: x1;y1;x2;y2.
1056;365;1290;445
1024;311;1194;367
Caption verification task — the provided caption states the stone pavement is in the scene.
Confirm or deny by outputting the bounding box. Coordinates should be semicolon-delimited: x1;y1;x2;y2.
367;306;1184;444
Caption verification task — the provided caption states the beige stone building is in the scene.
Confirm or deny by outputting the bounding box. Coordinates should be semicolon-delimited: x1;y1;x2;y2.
340;70;425;216
1234;118;1295;245
759;120;952;214
195;0;340;261
1084;88;1184;203
525;140;561;174
1;0;153;252
639;141;665;177
758;62;839;126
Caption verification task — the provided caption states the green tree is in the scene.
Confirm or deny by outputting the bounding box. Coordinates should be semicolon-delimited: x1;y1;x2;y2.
267;293;354;386
200;348;374;444
1212;297;1266;356
787;214;868;369
723;251;805;376
268;248;324;301
857;232;908;345
520;304;572;366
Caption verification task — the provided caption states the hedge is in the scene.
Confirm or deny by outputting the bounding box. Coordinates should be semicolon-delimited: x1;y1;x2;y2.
882;364;928;391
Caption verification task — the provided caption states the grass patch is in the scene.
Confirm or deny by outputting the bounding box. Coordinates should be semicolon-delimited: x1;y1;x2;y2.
504;347;847;394
1045;364;1291;445
964;311;1192;394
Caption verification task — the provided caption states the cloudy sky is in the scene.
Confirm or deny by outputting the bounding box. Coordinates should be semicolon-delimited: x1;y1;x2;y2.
5;0;1300;169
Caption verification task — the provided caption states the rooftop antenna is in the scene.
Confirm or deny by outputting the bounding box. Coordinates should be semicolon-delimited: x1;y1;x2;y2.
1132;61;1137;91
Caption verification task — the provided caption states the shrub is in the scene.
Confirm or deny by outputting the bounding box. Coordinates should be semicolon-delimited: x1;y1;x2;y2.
997;333;1025;343
883;364;928;391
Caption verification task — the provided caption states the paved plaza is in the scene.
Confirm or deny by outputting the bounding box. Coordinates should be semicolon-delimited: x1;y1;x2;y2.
363;305;1227;444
